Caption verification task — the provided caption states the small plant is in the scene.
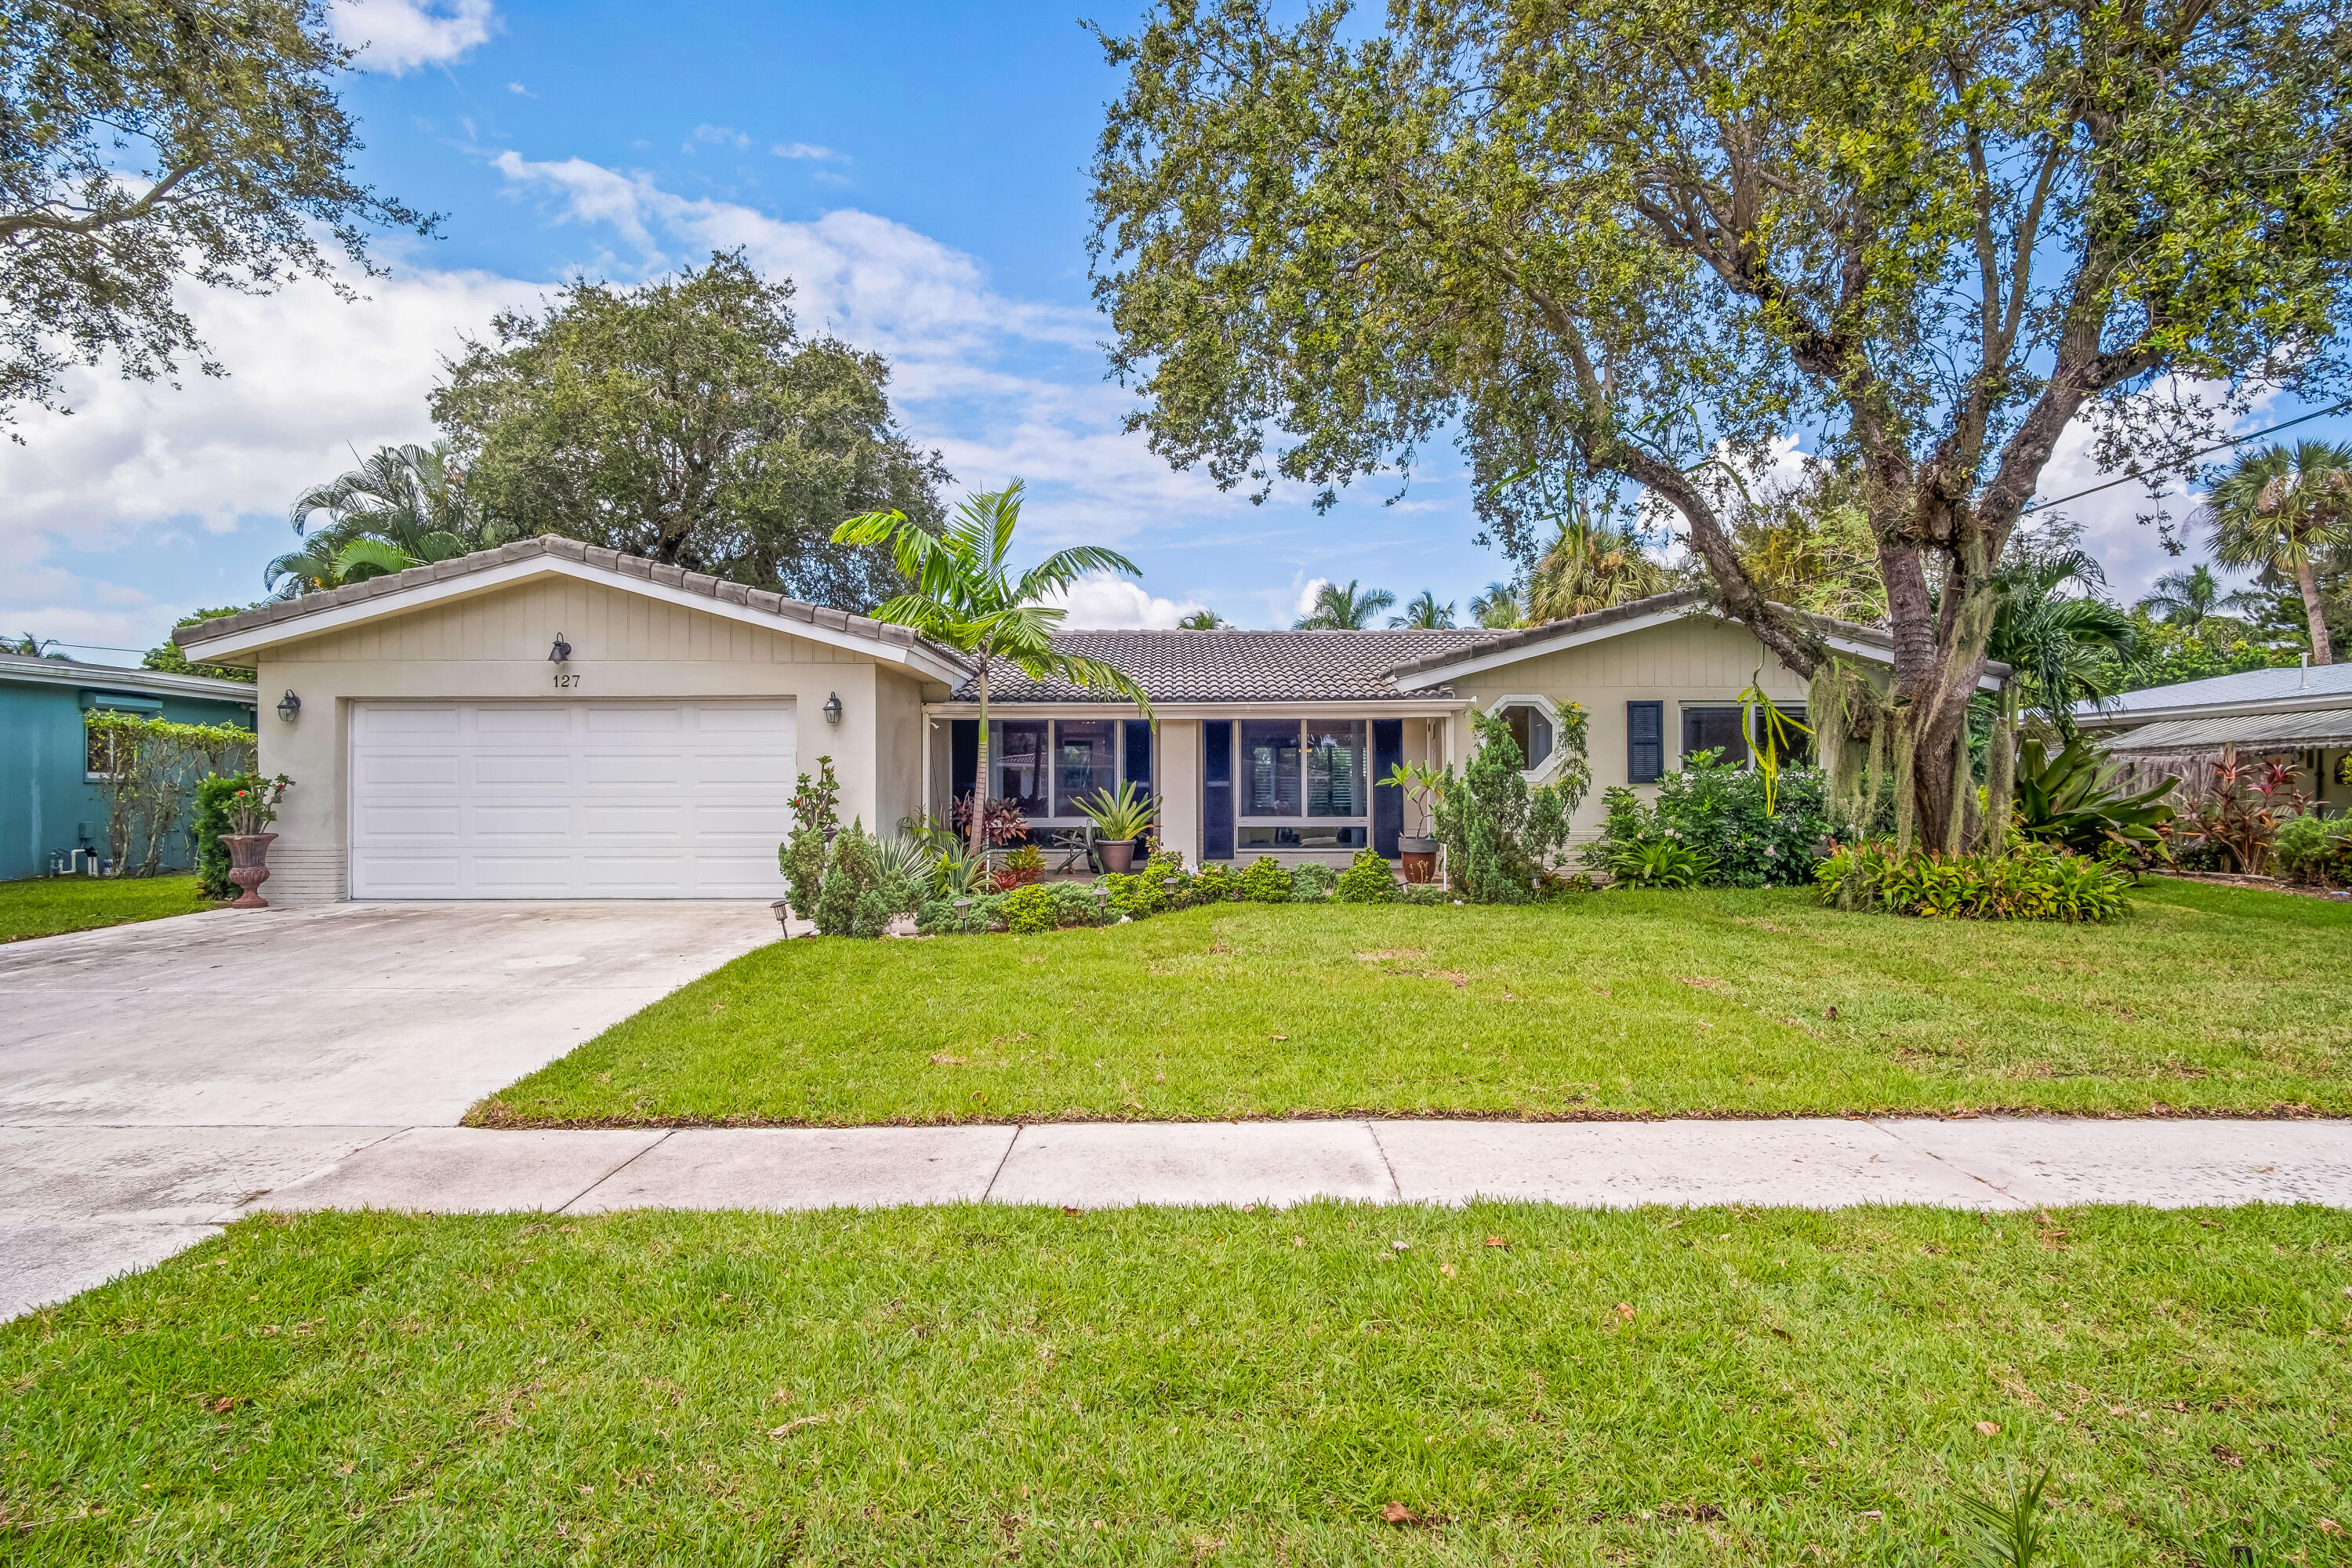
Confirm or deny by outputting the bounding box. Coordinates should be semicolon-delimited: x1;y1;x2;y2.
226;774;292;836
1191;862;1240;902
1377;760;1446;837
1000;883;1055;934
2174;755;2310;873
192;775;248;898
951;790;1030;850
992;843;1046;892
1071;779;1158;844
1955;1468;2053;1568
2272;811;2351;887
1335;847;1398;902
1736;669;1812;818
1289;861;1340;900
1239;855;1294;903
779;757;841;917
1605;835;1718;889
1815;840;2129;922
814;819;880;936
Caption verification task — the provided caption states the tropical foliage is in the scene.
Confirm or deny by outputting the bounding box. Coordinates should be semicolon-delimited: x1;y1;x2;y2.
1468;582;1523;629
2172;756;2311;875
434;251;949;611
267;443;510;597
1814;841;2131;923
2199;441;2352;666
2009;737;2177;862
1087;0;2352;855
1722;466;1886;624
141;608;252;681
79;712;256;879
1583;755;1831;889
1524;522;1668;622
2272;813;2352;888
1070;781;1157;844
835;483;1152;857
1294;579;1395;630
1986;550;2141;739
1388;590;1456;629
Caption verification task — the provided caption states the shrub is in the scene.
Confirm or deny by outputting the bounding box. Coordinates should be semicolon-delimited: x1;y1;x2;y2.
1583;756;1830;889
1238;855;1293;903
1000;884;1056;934
1813;840;2129;922
992;844;1046;892
191;774;245;899
2011;736;2176;862
814;820;878;936
1191;862;1240;902
2272;812;2351;887
1334;848;1397;902
2173;756;2309;873
1289;861;1339;900
779;757;840;918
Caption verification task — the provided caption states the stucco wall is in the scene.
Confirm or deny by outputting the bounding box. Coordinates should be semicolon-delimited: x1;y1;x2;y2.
251;577;891;903
1451;613;1813;833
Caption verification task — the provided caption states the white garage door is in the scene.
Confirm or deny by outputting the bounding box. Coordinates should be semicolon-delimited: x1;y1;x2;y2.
349;701;796;898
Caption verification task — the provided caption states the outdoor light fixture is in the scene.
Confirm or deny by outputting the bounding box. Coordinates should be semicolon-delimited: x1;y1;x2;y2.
276;689;302;723
822;691;844;726
548;633;572;664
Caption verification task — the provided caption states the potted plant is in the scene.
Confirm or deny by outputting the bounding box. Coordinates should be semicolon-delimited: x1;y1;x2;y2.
219;773;293;909
1073;780;1158;874
1379;761;1447;883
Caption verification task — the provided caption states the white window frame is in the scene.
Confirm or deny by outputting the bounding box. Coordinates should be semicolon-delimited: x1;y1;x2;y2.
1485;693;1572;783
1235;716;1372;849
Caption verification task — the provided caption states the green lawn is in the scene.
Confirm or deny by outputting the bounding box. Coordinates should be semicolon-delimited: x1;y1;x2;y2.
0;873;218;943
474;877;2352;1127
4;1205;2346;1565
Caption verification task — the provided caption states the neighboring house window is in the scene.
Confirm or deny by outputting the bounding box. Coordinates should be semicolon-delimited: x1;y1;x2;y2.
87;725;124;779
1627;701;1664;784
1053;719;1118;815
1682;706;1751;766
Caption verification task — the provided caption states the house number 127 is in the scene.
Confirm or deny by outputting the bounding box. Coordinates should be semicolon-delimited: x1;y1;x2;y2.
552;670;579;688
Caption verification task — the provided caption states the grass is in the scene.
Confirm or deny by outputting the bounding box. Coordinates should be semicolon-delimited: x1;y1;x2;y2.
0;873;217;943
474;877;2352;1127
3;1204;2347;1564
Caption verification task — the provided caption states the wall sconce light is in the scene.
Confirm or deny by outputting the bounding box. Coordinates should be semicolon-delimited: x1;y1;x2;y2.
548;633;572;664
822;691;844;726
276;689;302;724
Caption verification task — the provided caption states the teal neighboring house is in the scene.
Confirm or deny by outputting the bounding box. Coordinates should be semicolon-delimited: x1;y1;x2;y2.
0;652;260;882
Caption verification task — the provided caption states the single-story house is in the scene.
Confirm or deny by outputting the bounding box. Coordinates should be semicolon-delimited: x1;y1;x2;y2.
172;535;1947;906
2079;661;2352;812
0;652;260;881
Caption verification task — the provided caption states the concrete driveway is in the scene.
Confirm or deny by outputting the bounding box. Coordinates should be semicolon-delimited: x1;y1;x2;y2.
0;901;776;1317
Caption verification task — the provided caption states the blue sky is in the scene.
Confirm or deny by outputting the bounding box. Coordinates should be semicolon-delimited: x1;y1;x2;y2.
5;0;2343;665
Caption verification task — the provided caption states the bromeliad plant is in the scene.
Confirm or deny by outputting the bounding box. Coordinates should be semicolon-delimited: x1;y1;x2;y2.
835;483;1154;859
1072;779;1157;844
2010;737;2177;863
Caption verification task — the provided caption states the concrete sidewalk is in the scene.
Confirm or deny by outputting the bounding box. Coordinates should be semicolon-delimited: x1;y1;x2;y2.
238;1115;2352;1217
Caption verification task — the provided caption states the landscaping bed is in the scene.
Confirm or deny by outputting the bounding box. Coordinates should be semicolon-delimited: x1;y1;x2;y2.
0;873;220;944
472;878;2352;1129
5;1203;2345;1564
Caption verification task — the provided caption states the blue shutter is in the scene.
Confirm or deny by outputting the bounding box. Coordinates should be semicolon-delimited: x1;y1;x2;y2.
1371;719;1403;856
1627;701;1664;784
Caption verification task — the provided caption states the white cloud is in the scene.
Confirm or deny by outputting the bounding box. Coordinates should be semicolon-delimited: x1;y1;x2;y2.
1041;574;1206;630
506;81;533;97
328;0;495;74
1290;578;1330;620
773;143;848;163
685;125;753;153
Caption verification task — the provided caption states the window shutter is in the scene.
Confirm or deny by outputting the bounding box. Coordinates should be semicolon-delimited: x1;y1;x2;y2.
1627;701;1664;784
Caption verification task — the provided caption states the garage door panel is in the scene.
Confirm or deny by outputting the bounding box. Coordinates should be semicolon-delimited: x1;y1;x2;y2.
351;700;794;900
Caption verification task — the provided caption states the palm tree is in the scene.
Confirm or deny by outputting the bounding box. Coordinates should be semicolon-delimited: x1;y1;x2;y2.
2199;440;2352;665
2136;564;2226;630
4;633;70;659
835;482;1154;857
1294;579;1396;630
267;441;507;598
1524;522;1669;622
1388;590;1456;629
1468;581;1523;629
1174;608;1226;630
1987;550;2140;739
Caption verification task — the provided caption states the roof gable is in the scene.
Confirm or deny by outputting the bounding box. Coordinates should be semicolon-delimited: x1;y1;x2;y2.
175;535;969;683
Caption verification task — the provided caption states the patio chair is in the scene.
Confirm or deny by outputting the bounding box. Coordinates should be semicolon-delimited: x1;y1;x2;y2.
1040;823;1096;875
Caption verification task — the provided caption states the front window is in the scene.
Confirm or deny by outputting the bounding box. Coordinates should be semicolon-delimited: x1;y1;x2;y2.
1240;719;1302;817
1304;720;1366;815
1053;719;1118;815
987;720;1050;815
1497;703;1554;771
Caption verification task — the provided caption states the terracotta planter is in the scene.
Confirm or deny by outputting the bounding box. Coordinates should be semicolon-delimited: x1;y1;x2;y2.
220;833;276;909
1098;838;1137;875
1397;835;1439;885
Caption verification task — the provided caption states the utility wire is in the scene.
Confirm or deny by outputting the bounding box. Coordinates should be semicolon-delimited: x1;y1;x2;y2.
2020;398;2352;514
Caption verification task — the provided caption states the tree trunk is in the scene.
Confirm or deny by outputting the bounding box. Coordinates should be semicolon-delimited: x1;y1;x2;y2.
969;662;992;860
2296;556;2334;666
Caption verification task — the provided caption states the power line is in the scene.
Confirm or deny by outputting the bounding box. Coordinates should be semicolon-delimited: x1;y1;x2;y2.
2020;398;2352;514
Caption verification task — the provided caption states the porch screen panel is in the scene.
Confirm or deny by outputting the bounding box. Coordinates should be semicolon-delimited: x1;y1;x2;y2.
1305;720;1366;816
989;720;1050;815
1122;720;1152;793
949;720;978;802
1371;720;1403;857
1053;720;1117;815
1203;720;1235;860
1240;719;1302;816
